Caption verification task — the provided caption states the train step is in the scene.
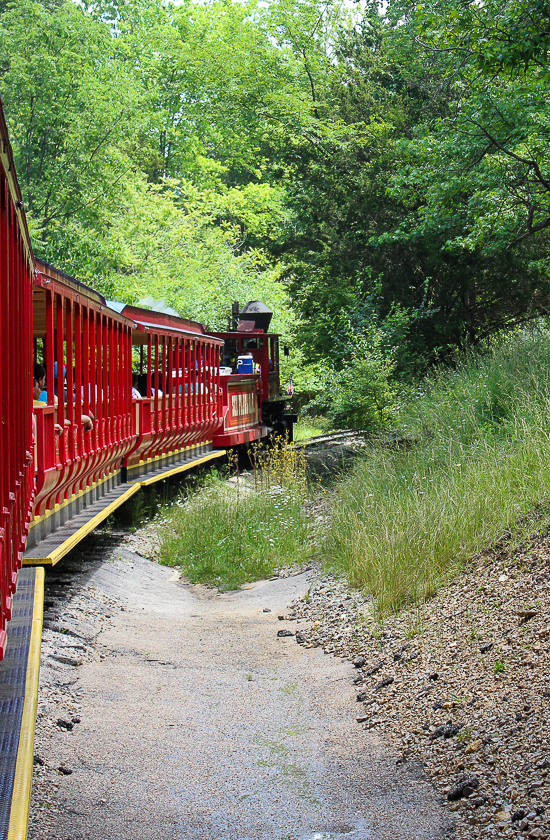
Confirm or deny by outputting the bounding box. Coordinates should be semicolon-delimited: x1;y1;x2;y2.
23;449;226;567
0;567;44;840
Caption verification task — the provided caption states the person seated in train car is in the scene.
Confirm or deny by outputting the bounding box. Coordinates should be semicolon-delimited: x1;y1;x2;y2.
79;411;94;432
33;364;65;435
52;361;68;401
65;366;95;431
39;363;94;432
33;363;47;406
150;372;163;397
137;372;148;397
132;374;142;399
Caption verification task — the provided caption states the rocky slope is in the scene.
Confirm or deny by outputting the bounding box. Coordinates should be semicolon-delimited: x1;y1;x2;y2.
285;535;550;839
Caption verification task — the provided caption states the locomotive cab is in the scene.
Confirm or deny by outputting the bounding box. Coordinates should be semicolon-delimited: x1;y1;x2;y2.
210;301;296;442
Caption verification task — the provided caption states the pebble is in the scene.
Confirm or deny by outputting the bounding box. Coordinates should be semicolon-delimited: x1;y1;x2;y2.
448;776;480;801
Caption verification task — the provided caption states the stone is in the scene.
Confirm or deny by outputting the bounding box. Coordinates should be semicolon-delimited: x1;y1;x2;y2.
471;796;488;808
517;609;538;622
33;755;45;766
263;608;271;613
511;810;526;823
57;766;72;775
295;632;306;644
71;716;81;724
277;615;285;621
375;676;394;691
56;719;74;731
480;642;494;654
353;656;366;668
364;660;384;677
430;723;461;741
277;629;294;637
528;829;543;839
448;777;480;801
465;739;482;755
50;654;82;667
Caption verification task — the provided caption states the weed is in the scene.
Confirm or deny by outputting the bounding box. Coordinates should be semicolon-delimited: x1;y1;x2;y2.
159;445;313;590
494;660;506;673
324;327;550;615
293;415;328;442
458;726;473;742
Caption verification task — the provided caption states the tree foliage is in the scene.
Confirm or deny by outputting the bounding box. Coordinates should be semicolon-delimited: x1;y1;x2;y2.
2;0;550;427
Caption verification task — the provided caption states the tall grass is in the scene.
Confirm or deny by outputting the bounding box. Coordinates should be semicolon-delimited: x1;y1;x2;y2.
160;445;313;590
325;328;550;614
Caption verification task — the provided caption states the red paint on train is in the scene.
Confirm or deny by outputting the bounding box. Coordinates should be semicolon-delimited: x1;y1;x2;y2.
0;100;35;658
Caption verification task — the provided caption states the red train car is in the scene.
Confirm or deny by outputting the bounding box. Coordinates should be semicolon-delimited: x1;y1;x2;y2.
0;100;35;658
107;302;225;479
212;372;264;447
27;261;136;550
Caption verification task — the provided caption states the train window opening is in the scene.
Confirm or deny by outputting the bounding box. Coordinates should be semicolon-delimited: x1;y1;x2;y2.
243;337;263;350
221;338;238;371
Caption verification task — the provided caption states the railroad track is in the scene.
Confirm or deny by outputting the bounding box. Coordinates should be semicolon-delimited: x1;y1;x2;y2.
295;430;367;448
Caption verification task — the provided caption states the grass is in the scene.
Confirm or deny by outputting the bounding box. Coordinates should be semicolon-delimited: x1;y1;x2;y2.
293;415;328;442
159;444;313;590
324;327;550;615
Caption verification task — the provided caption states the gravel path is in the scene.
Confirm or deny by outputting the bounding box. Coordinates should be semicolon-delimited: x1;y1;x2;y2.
28;536;450;840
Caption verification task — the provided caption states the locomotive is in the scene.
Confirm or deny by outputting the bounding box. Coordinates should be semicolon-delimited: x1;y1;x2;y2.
210;300;297;443
0;97;295;657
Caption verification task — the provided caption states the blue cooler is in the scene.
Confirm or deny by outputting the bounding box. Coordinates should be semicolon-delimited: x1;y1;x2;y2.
238;355;254;374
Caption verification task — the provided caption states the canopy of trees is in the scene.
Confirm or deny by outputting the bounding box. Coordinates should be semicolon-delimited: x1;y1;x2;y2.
2;0;550;423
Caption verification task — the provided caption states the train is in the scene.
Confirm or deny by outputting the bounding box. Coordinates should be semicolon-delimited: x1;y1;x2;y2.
0;97;295;658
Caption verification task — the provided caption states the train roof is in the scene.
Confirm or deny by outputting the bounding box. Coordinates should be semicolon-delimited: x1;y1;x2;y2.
107;301;224;344
33;260;136;337
0;96;33;266
35;259;107;305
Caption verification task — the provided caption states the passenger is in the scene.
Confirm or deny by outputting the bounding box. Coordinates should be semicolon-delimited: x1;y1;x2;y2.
53;361;67;401
132;374;142;399
35;363;92;431
32;364;64;435
33;364;46;406
150;373;163;396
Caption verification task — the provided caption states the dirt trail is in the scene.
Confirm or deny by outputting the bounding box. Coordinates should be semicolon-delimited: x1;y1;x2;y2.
30;547;452;840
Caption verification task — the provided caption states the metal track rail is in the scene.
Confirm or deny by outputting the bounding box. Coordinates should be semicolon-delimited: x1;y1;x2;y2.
295;430;366;448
